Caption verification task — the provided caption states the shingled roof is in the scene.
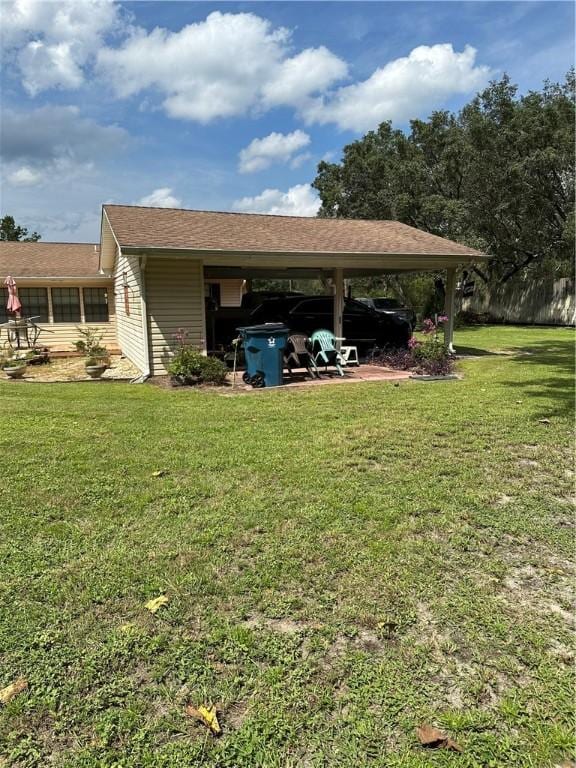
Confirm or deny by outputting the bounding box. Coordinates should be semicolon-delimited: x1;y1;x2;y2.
103;205;484;259
0;241;102;278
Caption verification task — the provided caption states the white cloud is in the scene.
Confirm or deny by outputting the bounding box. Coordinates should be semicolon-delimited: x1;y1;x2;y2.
97;11;347;123
233;184;320;217
238;130;310;174
289;152;313;169
137;187;181;208
302;44;491;131
261;47;348;107
6;166;44;186
1;0;122;95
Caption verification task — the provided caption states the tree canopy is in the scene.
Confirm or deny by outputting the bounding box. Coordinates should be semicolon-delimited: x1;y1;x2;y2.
313;73;575;284
0;215;41;242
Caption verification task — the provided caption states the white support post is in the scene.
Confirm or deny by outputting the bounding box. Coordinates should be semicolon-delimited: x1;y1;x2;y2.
444;267;457;353
333;267;344;350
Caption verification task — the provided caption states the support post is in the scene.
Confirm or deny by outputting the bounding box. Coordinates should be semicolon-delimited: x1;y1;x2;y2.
444;267;457;353
333;268;344;349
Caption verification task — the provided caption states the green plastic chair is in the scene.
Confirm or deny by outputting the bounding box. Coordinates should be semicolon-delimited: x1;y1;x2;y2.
310;329;346;377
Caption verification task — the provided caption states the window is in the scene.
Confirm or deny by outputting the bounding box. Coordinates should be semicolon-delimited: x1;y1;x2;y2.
345;299;372;316
293;298;333;314
52;287;81;323
205;282;221;307
18;287;49;323
0;288;8;324
83;288;109;322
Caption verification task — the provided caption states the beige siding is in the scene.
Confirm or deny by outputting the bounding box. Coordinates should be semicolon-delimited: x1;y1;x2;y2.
218;279;244;307
39;321;117;351
146;257;205;375
114;252;148;371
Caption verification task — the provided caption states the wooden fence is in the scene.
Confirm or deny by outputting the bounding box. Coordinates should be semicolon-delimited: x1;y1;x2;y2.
462;277;575;326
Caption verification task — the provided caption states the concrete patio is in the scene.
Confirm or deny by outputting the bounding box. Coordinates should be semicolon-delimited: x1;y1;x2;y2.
236;364;411;390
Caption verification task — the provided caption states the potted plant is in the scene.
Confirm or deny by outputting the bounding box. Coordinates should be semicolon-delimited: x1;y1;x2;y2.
75;327;109;378
85;356;107;379
2;356;27;379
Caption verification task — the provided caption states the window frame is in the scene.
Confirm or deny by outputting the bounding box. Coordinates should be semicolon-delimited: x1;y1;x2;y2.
17;287;50;323
83;287;109;323
51;287;82;324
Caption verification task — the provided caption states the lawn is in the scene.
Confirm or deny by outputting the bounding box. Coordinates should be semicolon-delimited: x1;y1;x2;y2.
0;325;574;768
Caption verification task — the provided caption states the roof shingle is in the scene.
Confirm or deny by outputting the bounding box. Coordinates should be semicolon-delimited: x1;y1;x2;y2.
0;241;101;278
103;205;484;259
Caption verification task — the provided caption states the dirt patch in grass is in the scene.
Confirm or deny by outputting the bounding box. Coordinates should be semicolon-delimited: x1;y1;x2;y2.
242;615;312;635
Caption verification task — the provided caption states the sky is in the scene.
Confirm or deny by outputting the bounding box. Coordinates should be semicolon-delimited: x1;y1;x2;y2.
1;0;574;243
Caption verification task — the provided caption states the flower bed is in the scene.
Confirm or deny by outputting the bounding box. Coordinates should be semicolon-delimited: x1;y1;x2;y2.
372;316;456;377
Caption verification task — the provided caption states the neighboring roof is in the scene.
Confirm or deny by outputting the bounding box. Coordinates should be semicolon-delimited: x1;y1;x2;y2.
103;205;484;259
0;241;102;278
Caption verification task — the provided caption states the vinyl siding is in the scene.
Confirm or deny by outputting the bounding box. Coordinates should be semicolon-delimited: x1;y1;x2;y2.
41;321;116;351
114;252;147;371
146;257;205;375
218;279;244;307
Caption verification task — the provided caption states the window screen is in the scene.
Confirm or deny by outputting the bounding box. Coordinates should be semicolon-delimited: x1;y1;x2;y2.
0;288;9;324
83;288;109;322
52;287;81;323
18;287;49;323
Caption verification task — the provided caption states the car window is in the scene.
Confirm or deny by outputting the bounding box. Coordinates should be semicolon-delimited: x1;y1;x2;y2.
292;298;333;314
345;299;371;316
373;298;401;309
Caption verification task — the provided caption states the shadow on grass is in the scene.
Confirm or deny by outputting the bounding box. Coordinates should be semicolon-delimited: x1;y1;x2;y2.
455;346;499;357
502;339;575;418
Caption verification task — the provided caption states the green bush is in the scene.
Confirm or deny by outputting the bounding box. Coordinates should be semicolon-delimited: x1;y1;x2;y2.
168;346;228;386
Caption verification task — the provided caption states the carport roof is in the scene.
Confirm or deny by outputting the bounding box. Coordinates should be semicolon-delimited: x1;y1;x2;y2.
102;204;485;260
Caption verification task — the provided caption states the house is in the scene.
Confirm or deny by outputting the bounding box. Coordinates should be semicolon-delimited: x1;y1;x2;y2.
0;241;117;352
1;205;486;374
0;238;244;354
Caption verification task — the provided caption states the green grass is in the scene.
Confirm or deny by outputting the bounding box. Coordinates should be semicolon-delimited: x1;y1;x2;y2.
0;325;574;768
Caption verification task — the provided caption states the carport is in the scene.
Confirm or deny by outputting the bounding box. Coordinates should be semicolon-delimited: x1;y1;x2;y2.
100;205;487;376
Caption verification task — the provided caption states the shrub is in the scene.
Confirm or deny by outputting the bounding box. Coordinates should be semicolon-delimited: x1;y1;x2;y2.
168;332;228;386
75;327;108;359
372;316;455;376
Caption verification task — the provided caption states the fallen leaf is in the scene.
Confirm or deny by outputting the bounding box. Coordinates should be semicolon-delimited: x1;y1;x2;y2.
186;704;221;735
0;678;28;705
145;594;169;613
538;418;551;424
152;470;168;477
416;724;462;752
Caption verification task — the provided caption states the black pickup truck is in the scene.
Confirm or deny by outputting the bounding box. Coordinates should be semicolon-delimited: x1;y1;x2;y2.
207;292;411;353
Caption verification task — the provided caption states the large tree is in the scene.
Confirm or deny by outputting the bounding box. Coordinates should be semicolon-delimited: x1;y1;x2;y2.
0;215;41;242
313;73;575;284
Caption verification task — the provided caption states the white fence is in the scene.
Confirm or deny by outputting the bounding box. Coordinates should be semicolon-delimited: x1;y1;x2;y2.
462;277;575;326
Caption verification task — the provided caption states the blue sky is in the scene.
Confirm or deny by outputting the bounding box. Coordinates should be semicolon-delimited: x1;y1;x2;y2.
1;0;574;242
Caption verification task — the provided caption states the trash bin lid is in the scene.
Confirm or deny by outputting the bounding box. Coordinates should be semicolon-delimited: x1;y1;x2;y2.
237;323;290;334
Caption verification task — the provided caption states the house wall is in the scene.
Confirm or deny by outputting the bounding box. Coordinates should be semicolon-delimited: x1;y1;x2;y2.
114;252;148;371
2;279;117;352
145;257;205;375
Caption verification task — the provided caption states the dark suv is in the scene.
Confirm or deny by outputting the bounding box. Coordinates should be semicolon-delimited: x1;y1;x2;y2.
356;297;416;328
247;295;411;352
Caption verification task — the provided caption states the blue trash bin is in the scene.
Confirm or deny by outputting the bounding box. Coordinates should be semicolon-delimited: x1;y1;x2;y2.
237;323;290;387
